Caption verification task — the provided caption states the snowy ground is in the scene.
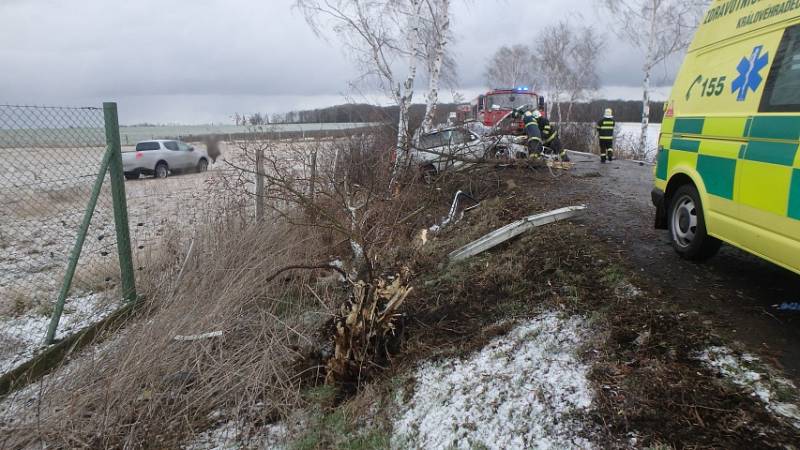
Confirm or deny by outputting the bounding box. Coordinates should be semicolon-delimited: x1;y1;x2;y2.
392;313;596;450
0;292;120;374
698;346;800;430
183;417;294;450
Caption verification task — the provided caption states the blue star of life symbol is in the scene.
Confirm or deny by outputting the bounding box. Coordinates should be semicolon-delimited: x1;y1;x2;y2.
732;45;769;102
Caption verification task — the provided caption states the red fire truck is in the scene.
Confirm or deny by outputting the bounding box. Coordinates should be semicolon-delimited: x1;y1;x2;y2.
456;87;546;135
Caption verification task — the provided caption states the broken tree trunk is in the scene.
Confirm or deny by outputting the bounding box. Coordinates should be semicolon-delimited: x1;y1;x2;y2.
326;271;412;387
448;206;587;262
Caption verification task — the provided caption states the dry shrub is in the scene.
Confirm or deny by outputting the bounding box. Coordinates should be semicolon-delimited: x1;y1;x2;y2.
217;127;424;279
612;130;658;162
0;127;426;449
558;122;597;153
1;209;346;449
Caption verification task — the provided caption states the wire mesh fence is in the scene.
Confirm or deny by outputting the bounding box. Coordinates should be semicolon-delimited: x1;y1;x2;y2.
0;112;370;378
0;105;125;374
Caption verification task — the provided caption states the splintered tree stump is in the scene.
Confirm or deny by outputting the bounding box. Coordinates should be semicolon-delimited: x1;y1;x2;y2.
325;270;412;387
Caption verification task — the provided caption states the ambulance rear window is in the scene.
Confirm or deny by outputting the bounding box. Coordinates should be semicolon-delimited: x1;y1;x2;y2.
760;25;800;113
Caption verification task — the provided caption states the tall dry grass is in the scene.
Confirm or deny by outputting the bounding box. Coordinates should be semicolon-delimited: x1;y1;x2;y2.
1;210;344;449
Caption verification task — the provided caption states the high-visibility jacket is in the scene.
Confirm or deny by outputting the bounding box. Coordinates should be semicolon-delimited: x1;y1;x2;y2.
522;114;542;143
597;117;615;141
537;117;558;144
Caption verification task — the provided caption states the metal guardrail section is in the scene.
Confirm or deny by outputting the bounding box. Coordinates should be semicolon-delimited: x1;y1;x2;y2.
448;205;588;262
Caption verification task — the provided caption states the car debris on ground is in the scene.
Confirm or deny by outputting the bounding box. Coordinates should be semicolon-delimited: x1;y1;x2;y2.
448;205;588;262
429;190;479;233
173;331;224;342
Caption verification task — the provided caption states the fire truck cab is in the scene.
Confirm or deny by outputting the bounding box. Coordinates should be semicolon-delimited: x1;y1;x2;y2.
457;87;546;135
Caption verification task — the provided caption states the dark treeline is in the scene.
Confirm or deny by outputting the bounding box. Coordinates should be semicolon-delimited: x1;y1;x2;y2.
269;103;459;127
269;99;664;126
549;100;665;123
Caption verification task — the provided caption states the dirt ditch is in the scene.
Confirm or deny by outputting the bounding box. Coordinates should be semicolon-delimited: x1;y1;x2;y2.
384;165;800;448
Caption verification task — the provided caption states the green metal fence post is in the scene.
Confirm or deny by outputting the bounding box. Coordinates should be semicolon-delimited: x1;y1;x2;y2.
104;102;137;303
45;150;112;345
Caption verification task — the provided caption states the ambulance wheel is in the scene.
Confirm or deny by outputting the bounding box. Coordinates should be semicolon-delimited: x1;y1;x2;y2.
668;184;721;261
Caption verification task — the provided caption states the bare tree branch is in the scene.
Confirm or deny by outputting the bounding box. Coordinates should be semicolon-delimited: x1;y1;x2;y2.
485;45;538;89
602;0;709;155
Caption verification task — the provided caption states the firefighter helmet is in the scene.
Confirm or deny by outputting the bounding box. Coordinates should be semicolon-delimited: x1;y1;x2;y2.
604;108;613;118
531;110;542;119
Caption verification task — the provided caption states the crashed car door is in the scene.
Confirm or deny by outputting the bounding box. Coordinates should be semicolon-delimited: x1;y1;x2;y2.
436;129;484;172
452;129;485;162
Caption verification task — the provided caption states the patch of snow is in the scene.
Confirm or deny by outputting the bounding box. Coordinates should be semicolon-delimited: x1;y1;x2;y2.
392;313;596;449
697;346;800;429
183;411;302;450
185;420;242;450
329;259;346;281
0;330;125;429
0;292;119;375
614;281;643;300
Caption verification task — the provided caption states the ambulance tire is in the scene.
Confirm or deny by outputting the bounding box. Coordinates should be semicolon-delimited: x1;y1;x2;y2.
668;184;721;262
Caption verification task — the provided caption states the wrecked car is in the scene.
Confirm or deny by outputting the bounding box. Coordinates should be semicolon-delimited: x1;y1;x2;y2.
408;127;492;180
408;123;529;180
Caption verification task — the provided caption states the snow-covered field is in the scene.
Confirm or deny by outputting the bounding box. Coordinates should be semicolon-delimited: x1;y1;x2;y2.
616;122;662;161
0;143;239;375
392;313;596;449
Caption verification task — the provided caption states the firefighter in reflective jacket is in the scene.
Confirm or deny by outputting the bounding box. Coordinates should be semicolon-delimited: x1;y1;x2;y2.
532;110;569;162
513;107;543;157
596;108;616;163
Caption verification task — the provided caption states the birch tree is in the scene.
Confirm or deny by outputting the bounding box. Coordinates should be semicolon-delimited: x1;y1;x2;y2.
395;0;424;158
420;0;452;132
603;0;707;152
538;22;600;123
294;0;424;157
539;24;571;122
564;27;601;122
485;45;538;89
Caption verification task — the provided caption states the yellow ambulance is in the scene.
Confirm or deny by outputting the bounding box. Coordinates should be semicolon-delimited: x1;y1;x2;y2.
653;0;800;275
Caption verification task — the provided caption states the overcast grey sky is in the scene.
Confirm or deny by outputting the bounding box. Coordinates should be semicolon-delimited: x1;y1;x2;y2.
0;0;678;124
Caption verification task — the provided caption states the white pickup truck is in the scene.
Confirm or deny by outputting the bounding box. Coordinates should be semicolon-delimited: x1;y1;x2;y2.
122;140;210;180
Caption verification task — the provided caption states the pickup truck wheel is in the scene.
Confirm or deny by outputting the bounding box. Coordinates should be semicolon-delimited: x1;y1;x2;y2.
154;162;169;179
668;184;721;261
124;172;139;180
196;159;209;173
